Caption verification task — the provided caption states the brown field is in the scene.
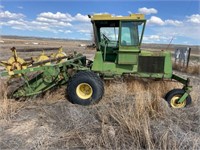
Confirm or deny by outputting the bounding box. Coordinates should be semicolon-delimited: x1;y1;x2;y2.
0;36;200;149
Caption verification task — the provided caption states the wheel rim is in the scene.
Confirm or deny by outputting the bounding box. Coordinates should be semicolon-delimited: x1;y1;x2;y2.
76;83;93;100
170;95;186;108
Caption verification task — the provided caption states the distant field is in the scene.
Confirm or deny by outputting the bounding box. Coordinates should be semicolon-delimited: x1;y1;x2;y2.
0;36;95;61
141;43;200;62
141;43;199;54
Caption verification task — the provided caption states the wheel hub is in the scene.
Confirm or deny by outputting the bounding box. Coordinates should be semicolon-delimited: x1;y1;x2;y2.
170;95;186;108
76;83;93;100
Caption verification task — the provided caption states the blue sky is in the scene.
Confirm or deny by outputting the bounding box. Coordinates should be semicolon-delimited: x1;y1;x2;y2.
0;0;199;45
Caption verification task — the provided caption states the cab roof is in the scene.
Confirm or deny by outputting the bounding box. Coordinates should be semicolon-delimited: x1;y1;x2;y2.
89;14;145;21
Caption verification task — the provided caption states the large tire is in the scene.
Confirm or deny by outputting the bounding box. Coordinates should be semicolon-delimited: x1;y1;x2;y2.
67;71;104;105
165;89;192;108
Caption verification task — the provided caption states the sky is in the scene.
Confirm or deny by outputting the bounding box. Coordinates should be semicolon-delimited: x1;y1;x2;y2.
0;0;199;45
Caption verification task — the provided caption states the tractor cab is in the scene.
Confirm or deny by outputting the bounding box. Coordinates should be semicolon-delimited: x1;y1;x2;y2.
89;14;146;74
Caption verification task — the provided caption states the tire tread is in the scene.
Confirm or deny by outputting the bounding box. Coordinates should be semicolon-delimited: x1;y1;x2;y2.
165;89;192;108
67;71;104;105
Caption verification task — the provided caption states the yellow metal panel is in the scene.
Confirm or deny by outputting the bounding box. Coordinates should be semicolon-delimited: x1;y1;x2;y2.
91;14;145;21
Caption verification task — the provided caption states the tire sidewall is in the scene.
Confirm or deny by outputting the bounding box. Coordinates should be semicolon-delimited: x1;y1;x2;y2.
67;71;104;105
166;89;192;108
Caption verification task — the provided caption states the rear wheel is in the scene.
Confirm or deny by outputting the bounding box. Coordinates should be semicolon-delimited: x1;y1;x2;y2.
67;71;104;105
165;89;192;108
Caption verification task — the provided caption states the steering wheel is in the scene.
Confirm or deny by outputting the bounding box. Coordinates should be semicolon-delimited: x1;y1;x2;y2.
102;34;110;43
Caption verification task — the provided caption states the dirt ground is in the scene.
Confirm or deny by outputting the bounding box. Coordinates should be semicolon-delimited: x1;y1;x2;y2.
0;36;200;149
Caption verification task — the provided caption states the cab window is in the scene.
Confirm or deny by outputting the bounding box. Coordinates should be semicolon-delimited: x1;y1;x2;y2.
120;21;144;46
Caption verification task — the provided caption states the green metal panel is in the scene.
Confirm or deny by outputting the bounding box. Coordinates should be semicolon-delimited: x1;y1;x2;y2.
118;52;138;64
136;72;165;78
92;51;103;71
163;52;172;76
171;74;190;85
92;51;136;76
92;50;173;79
118;47;140;52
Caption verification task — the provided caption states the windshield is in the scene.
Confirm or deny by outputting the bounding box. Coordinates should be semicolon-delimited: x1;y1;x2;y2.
120;21;144;46
100;27;119;42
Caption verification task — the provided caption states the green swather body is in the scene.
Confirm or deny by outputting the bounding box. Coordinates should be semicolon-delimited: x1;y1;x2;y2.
0;14;192;108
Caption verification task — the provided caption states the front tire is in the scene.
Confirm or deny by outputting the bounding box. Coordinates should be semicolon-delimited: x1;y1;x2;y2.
67;71;104;105
165;89;192;108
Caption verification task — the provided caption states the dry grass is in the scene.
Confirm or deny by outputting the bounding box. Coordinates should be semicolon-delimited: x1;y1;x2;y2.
88;79;199;149
173;63;200;75
186;65;200;75
50;79;199;149
0;78;199;149
0;79;26;121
